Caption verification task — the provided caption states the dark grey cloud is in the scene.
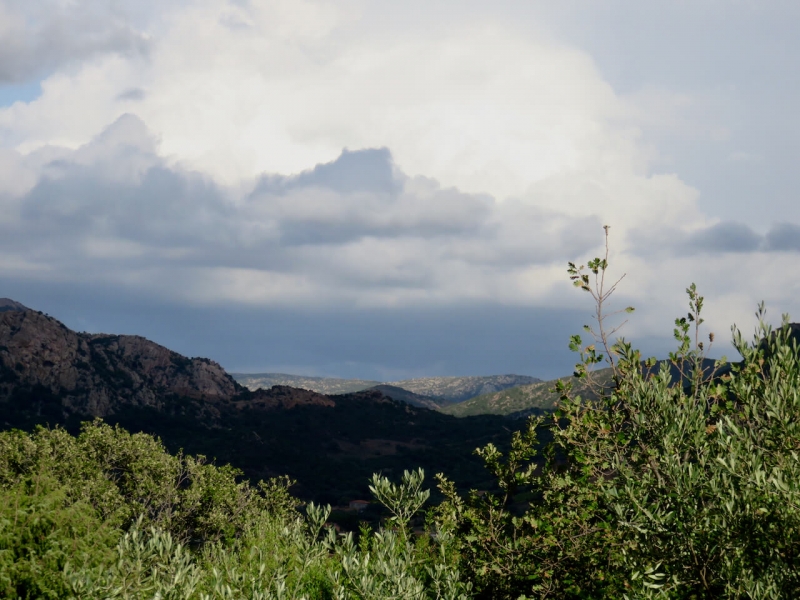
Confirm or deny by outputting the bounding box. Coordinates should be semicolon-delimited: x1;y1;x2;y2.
685;221;762;254
632;220;800;257
2;274;731;382
116;88;146;102
0;275;599;380
0;1;151;83
253;147;401;196
764;223;800;252
250;148;495;246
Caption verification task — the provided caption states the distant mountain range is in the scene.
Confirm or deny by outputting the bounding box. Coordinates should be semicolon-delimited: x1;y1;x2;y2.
231;373;382;396
232;372;541;407
442;358;735;418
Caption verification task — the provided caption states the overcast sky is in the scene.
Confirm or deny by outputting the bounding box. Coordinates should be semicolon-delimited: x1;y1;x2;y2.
1;0;798;380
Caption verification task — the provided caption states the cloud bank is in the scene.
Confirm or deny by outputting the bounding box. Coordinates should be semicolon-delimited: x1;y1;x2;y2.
1;0;799;377
0;114;604;309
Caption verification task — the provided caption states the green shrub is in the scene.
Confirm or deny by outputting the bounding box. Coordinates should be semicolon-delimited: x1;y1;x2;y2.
436;228;800;599
0;420;296;546
0;474;118;599
1;423;468;599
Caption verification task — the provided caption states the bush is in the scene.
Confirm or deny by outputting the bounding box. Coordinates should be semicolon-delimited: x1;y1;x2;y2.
0;424;469;599
0;420;296;547
0;474;118;599
437;228;800;598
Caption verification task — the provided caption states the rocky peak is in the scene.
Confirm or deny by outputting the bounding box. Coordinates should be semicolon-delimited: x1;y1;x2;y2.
0;299;409;427
0;298;28;312
0;304;240;419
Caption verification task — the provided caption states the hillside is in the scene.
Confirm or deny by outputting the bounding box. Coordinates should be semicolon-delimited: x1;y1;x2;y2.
440;373;609;418
364;384;442;409
0;300;240;424
442;358;732;418
232;372;379;395
387;374;542;403
0;300;518;502
233;372;542;405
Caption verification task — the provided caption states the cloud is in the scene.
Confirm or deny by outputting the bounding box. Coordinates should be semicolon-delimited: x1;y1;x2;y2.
0;0;152;83
116;88;147;102
0;115;603;309
2;0;799;380
684;222;762;254
631;221;800;258
0;0;692;212
764;223;800;252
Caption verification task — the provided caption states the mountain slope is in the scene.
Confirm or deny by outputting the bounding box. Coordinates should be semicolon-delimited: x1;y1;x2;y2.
0;307;241;423
0;300;517;503
232;372;379;395
385;374;542;403
364;384;442;410
442;358;733;418
440;375;602;418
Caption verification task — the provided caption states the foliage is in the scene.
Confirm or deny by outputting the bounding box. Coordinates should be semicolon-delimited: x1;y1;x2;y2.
436;227;800;598
0;424;469;598
0;474;118;599
0;420;296;546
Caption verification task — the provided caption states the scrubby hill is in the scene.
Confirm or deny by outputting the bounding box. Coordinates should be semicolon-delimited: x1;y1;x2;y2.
442;359;731;418
440;376;585;418
232;372;380;395
364;384;442;409
233;372;541;405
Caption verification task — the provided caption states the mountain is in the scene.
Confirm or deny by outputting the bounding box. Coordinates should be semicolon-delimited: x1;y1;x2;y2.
0;298;28;313
442;358;733;418
233;372;542;405
232;372;380;395
387;374;542;404
364;384;442;410
0;301;517;503
0;306;242;424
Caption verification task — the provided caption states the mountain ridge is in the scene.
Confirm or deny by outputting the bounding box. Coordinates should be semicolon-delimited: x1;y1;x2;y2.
232;372;542;405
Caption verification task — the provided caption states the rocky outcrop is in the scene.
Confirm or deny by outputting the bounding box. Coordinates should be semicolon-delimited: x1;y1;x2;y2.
0;306;240;418
0;298;28;312
0;302;408;424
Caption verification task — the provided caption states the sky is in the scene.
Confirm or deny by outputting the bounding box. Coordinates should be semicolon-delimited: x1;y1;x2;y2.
1;0;799;380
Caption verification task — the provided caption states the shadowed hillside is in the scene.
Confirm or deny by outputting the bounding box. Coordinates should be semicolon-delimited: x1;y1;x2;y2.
0;300;519;503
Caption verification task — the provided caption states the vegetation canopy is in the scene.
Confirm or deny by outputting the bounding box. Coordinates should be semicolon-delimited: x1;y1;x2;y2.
2;227;799;598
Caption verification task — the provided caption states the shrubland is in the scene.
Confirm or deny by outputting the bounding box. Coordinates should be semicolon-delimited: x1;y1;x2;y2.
2;229;800;598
